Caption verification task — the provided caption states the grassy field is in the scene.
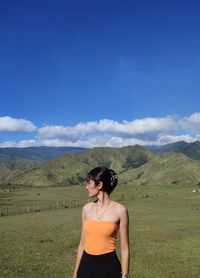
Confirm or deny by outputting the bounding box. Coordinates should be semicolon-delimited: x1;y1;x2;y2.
0;184;200;277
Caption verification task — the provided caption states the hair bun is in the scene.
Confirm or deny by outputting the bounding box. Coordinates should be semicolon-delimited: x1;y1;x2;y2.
109;169;118;187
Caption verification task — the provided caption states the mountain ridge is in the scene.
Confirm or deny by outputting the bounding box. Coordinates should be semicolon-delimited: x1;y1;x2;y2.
1;142;200;188
148;140;200;160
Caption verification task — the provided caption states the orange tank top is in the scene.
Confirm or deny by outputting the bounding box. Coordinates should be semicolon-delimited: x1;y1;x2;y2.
84;219;119;255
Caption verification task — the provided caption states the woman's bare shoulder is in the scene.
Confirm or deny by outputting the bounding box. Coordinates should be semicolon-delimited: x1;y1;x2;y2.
83;201;94;212
111;200;128;214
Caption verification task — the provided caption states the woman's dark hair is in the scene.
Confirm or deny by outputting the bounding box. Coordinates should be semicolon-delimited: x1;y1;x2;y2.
86;166;118;194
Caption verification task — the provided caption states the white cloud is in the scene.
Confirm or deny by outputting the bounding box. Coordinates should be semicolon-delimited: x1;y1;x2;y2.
0;116;37;133
38;116;176;140
93;117;176;135
0;141;18;147
2;134;197;149
157;134;197;145
0;140;38;148
0;137;154;148
1;113;200;148
180;112;200;133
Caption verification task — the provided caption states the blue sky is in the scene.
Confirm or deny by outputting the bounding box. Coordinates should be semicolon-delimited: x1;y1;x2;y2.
1;0;200;147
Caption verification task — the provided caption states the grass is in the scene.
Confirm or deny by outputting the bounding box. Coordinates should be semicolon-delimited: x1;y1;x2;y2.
0;184;200;277
128;195;200;277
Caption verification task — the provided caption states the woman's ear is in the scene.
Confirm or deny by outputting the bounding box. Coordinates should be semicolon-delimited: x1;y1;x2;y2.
98;181;103;190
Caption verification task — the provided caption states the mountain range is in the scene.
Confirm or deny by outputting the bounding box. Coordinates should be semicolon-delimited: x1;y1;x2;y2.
0;146;87;163
148;140;200;160
1;141;200;188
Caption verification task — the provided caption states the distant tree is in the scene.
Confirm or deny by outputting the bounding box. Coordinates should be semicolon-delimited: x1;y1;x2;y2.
123;154;148;170
46;172;56;181
135;172;144;179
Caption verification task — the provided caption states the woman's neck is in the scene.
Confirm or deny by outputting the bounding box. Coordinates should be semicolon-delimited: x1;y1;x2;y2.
96;191;111;207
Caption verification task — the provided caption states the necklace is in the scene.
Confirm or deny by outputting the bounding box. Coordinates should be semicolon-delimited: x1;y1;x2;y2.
95;199;111;222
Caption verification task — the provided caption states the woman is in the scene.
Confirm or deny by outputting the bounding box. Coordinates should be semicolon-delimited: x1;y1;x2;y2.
73;166;130;278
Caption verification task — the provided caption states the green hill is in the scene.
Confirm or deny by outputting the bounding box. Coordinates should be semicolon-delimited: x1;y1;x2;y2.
1;145;151;187
0;146;88;170
149;140;200;160
0;164;11;185
0;156;43;186
2;144;200;188
0;155;42;170
119;152;200;186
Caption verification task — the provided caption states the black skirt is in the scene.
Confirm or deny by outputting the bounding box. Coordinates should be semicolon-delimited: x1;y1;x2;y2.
77;250;122;278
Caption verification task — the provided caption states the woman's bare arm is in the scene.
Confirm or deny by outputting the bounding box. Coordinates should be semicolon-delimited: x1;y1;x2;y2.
119;205;130;277
72;205;86;278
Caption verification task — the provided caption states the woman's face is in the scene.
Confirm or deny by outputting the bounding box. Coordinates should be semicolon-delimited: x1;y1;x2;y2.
86;179;100;198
